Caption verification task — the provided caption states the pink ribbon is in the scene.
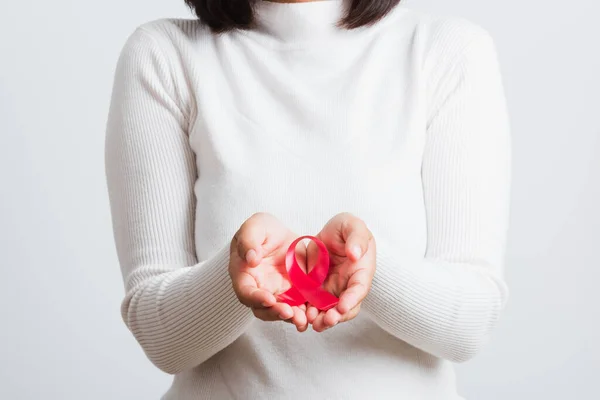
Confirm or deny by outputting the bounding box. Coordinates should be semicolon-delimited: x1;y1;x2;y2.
277;235;339;311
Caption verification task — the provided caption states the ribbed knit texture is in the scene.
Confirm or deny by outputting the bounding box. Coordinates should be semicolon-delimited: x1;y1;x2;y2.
104;1;511;399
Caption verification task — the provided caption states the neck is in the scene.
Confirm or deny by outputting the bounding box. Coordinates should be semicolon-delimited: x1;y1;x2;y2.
253;0;348;45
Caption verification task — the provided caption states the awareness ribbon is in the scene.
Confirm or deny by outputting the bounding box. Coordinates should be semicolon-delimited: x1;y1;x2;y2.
277;235;339;311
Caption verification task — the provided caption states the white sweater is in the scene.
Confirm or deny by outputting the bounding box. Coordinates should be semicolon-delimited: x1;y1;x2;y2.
104;1;511;398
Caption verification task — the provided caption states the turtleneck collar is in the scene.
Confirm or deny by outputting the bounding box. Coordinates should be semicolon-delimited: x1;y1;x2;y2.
252;0;350;45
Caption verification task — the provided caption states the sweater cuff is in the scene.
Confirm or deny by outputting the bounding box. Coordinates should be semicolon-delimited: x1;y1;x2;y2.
360;238;508;362
361;241;407;326
190;242;253;320
122;242;256;374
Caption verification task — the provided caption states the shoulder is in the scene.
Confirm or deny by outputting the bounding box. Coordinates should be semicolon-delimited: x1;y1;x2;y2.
114;18;211;75
383;7;499;68
118;18;208;57
417;12;499;70
423;12;494;49
112;19;204;116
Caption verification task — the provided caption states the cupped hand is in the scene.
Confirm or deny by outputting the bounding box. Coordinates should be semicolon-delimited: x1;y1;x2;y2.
306;212;376;332
229;212;309;332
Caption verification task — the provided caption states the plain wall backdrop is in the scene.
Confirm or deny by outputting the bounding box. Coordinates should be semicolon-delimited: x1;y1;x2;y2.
1;0;598;398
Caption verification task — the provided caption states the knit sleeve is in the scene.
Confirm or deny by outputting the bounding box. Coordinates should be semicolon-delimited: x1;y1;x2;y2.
361;27;512;363
104;26;253;375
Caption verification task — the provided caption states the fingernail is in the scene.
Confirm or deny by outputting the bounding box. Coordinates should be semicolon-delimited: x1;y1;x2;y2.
262;302;270;307
279;314;288;320
246;249;257;263
351;245;362;259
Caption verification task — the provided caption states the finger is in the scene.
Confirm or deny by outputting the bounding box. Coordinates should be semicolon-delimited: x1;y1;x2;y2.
306;305;319;324
237;212;286;267
311;311;328;333
339;303;361;323
342;218;372;262
291;306;308;332
323;307;343;328
337;269;372;314
238;286;277;309
269;302;295;320
252;302;295;322
234;221;267;267
232;272;276;308
323;303;361;329
252;307;284;322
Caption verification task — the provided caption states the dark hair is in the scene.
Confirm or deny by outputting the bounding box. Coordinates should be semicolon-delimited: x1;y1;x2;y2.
184;0;402;33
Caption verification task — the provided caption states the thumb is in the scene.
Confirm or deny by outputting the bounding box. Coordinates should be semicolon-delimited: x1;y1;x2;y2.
234;214;270;267
342;218;372;262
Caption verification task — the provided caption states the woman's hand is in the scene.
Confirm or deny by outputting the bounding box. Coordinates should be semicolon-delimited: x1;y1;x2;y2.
306;213;376;332
229;212;309;332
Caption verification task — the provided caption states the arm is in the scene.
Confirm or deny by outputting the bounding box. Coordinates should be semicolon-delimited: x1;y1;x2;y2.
104;27;253;375
362;30;512;363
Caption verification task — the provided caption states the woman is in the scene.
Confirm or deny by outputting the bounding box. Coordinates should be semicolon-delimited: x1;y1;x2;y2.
104;0;511;398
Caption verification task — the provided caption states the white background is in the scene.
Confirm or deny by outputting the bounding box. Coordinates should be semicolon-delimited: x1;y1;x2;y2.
0;0;598;398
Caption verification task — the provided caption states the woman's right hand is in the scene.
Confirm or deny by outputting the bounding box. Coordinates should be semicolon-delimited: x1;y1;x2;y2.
229;212;309;332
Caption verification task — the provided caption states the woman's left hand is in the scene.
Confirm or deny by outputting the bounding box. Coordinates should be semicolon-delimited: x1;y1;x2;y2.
306;213;376;332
